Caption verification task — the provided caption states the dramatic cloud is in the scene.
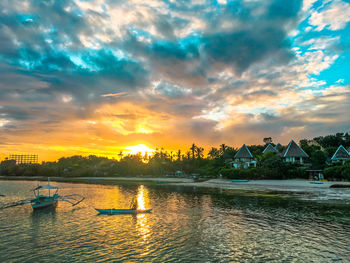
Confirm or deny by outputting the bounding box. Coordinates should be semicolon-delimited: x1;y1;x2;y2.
0;0;349;161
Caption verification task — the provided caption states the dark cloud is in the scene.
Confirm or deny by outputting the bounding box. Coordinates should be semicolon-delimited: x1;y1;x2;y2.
120;0;302;88
82;49;149;86
0;1;87;61
202;27;293;74
267;0;302;19
1;0;302;102
154;14;189;40
0;106;37;120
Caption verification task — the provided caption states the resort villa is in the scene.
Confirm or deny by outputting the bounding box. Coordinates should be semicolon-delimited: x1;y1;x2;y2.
281;140;309;164
262;144;279;154
230;139;350;169
233;144;257;169
232;141;309;169
331;145;350;164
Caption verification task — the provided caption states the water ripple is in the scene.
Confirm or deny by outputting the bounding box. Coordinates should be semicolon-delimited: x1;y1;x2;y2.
1;180;350;262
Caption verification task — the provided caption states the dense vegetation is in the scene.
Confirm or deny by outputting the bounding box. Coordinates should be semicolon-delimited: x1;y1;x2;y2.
1;132;350;180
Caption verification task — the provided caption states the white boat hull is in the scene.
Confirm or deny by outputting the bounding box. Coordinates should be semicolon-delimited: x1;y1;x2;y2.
31;197;58;210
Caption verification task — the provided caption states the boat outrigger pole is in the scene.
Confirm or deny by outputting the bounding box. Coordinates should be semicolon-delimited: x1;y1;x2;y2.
0;198;33;210
58;194;85;206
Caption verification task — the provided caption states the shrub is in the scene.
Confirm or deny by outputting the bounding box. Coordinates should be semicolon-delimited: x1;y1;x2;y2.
324;166;342;180
219;168;242;179
310;150;327;169
219;167;279;180
286;167;308;179
239;168;256;179
341;167;350;181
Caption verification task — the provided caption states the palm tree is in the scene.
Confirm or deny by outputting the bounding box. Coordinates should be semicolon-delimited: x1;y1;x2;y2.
143;152;149;163
177;150;182;161
195;146;204;159
190;143;196;159
208;147;219;159
160;147;165;159
118;151;123;161
220;144;227;156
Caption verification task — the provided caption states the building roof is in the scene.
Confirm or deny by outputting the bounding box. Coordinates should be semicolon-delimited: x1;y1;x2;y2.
275;143;283;152
331;145;350;161
234;144;253;159
263;144;278;154
282;140;309;158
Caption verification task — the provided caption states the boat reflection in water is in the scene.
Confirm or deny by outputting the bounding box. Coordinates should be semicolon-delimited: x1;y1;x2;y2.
136;185;151;242
137;185;146;210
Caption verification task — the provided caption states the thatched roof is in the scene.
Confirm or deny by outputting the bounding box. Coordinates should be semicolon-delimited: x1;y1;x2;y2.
275;143;283;152
331;145;350;161
234;144;253;159
282;140;309;158
263;144;278;154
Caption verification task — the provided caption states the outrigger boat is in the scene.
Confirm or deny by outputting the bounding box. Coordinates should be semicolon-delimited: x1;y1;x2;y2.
96;196;152;215
0;180;85;211
32;183;59;209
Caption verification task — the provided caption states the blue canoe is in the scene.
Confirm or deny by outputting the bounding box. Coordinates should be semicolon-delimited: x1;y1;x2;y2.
310;181;324;184
95;208;152;214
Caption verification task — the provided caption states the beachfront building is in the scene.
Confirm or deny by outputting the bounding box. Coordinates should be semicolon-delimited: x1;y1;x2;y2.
281;140;309;164
233;144;256;169
331;145;350;164
262;144;279;155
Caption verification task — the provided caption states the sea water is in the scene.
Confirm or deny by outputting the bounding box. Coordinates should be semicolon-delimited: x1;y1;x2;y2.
0;180;350;262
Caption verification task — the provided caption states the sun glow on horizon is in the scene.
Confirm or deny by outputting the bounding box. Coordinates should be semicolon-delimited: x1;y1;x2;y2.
125;144;155;156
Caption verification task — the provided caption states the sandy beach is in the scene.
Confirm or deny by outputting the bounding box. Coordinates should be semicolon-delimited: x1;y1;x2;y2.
174;179;350;202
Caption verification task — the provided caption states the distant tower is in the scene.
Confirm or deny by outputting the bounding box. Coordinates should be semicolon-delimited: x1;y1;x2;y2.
8;154;38;164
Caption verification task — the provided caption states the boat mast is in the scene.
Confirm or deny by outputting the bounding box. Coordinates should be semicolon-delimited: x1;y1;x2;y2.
48;178;50;197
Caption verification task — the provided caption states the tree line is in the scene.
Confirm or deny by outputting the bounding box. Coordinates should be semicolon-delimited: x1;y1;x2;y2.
1;132;350;180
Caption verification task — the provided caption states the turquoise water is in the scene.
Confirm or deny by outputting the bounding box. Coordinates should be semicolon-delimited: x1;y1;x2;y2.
1;180;350;262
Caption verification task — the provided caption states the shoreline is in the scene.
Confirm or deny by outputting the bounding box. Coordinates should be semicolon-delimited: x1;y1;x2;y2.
1;176;350;202
0;175;194;184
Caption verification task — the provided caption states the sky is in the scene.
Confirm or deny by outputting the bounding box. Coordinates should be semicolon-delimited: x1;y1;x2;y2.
0;0;350;161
